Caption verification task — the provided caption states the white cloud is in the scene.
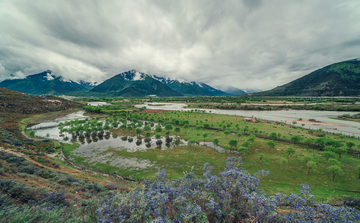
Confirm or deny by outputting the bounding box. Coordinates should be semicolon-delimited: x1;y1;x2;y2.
0;0;360;90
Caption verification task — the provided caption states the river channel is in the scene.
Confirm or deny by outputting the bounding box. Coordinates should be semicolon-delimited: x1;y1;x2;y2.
136;102;360;137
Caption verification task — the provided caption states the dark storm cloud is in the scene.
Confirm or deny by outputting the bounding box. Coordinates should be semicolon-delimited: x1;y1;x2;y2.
1;0;360;90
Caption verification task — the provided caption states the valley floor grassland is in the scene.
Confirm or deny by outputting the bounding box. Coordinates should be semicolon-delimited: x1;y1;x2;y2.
59;109;360;203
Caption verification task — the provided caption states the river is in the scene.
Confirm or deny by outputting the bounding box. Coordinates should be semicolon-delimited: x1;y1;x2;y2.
136;102;360;137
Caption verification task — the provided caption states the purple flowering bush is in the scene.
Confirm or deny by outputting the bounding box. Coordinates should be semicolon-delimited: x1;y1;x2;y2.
95;157;360;222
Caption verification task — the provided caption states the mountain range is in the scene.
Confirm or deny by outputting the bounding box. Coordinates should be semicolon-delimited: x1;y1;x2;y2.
250;58;360;97
3;58;359;97
0;69;244;97
150;74;232;96
90;70;182;97
0;71;87;95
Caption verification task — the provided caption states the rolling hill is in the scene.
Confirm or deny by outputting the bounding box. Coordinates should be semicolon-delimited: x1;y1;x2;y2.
0;71;87;95
0;87;83;114
252;58;360;96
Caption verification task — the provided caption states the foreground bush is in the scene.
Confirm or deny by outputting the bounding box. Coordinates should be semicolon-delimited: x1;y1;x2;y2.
0;156;359;222
95;157;359;222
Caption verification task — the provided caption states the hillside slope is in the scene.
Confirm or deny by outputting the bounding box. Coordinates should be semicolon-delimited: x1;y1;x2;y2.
91;70;183;97
252;59;360;96
0;71;87;95
0;87;83;114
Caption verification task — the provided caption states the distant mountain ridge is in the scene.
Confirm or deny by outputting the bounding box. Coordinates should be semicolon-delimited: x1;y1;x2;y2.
150;74;232;96
0;71;87;95
0;69;245;97
215;85;247;95
75;80;99;90
251;58;360;97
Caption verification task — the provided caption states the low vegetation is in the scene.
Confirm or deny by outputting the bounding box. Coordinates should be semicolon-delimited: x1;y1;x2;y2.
1;95;360;222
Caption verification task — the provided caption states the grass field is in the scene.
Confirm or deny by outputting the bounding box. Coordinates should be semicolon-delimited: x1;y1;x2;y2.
57;110;360;203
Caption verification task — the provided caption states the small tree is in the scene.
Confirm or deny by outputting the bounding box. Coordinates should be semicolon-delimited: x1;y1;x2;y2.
213;138;220;146
228;139;238;149
174;127;180;136
322;151;336;161
334;147;347;160
324;146;335;152
300;154;313;165
266;140;276;151
328;158;341;166
242;140;251;148
236;133;243;141
315;138;325;147
248;134;256;142
145;132;151;138
224;130;230;139
144;125;151;131
303;138;314;147
328;165;344;181
195;125;201;132
165;131;171;137
258;153;265;162
238;147;248;155
278;158;288;169
155;134;161;139
290;135;303;144
135;128;141;136
346;141;355;149
307;161;317;175
155;125;162;132
183;124;189;133
285;147;296;159
269;132;278;140
203;133;209;140
165;124;173;131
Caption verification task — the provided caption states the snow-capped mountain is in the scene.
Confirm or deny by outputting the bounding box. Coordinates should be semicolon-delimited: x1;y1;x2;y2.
215;85;247;95
74;80;100;90
0;69;241;97
0;70;87;95
90;70;182;97
150;74;231;96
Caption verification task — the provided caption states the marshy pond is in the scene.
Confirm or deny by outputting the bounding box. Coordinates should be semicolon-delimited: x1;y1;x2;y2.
29;112;229;172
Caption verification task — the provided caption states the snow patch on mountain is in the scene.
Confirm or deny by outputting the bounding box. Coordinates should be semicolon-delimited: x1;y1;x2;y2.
133;71;144;81
44;72;54;80
75;80;99;86
60;77;72;83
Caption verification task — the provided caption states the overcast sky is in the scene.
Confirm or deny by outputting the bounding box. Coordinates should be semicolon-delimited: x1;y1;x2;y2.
1;0;360;90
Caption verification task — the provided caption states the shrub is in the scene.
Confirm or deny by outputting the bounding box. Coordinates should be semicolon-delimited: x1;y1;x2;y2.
94;158;359;222
237;147;248;155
